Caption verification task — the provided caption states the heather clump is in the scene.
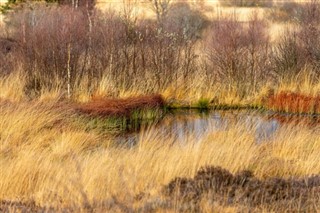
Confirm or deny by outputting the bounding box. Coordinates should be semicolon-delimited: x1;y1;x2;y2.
164;166;320;211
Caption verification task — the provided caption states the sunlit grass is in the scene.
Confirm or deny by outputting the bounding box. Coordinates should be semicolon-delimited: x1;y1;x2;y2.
1;1;320;211
2;70;320;113
0;100;319;211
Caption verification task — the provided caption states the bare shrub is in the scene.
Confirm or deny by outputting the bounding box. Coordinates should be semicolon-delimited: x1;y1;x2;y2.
206;16;247;87
246;13;271;91
7;6;90;96
148;0;171;23
272;1;320;78
1;1;202;97
91;4;200;92
206;13;270;93
272;29;302;78
89;10;127;85
297;0;320;70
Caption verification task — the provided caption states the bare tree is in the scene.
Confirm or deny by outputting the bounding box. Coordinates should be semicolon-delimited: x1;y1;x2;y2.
246;12;270;92
148;0;171;24
206;12;271;94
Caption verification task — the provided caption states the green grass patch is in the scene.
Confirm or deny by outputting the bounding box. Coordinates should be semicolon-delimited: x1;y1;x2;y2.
196;98;210;110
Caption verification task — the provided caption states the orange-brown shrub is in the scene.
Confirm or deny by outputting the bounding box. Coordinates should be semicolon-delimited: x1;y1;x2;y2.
265;91;320;114
76;94;165;117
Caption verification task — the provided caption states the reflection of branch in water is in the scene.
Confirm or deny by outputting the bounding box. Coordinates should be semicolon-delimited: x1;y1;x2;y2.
116;110;320;146
266;113;320;127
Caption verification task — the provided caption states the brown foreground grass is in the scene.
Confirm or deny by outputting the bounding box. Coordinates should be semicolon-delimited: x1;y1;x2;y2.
0;99;320;212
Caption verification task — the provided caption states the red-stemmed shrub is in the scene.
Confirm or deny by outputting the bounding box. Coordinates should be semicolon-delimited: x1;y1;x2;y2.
266;91;320;114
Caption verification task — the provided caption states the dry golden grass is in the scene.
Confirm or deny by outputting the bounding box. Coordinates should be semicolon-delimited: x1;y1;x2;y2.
1;69;320;109
0;98;320;211
277;70;320;96
0;1;320;211
0;71;26;102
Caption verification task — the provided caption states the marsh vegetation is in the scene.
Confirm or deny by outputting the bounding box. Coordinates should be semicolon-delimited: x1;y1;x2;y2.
1;0;320;212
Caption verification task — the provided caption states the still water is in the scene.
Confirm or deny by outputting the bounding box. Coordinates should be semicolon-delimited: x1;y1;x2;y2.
117;110;320;146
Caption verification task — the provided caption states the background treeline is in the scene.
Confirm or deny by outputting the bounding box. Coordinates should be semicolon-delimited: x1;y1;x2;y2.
0;0;320;98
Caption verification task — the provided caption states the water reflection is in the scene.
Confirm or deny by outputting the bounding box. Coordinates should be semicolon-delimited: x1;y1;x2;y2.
154;110;280;143
117;110;320;146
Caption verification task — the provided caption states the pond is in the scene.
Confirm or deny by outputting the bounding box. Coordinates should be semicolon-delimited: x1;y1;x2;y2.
116;109;320;147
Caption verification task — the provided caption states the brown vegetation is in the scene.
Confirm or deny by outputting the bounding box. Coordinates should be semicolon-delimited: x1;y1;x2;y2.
266;91;320;114
76;94;165;117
